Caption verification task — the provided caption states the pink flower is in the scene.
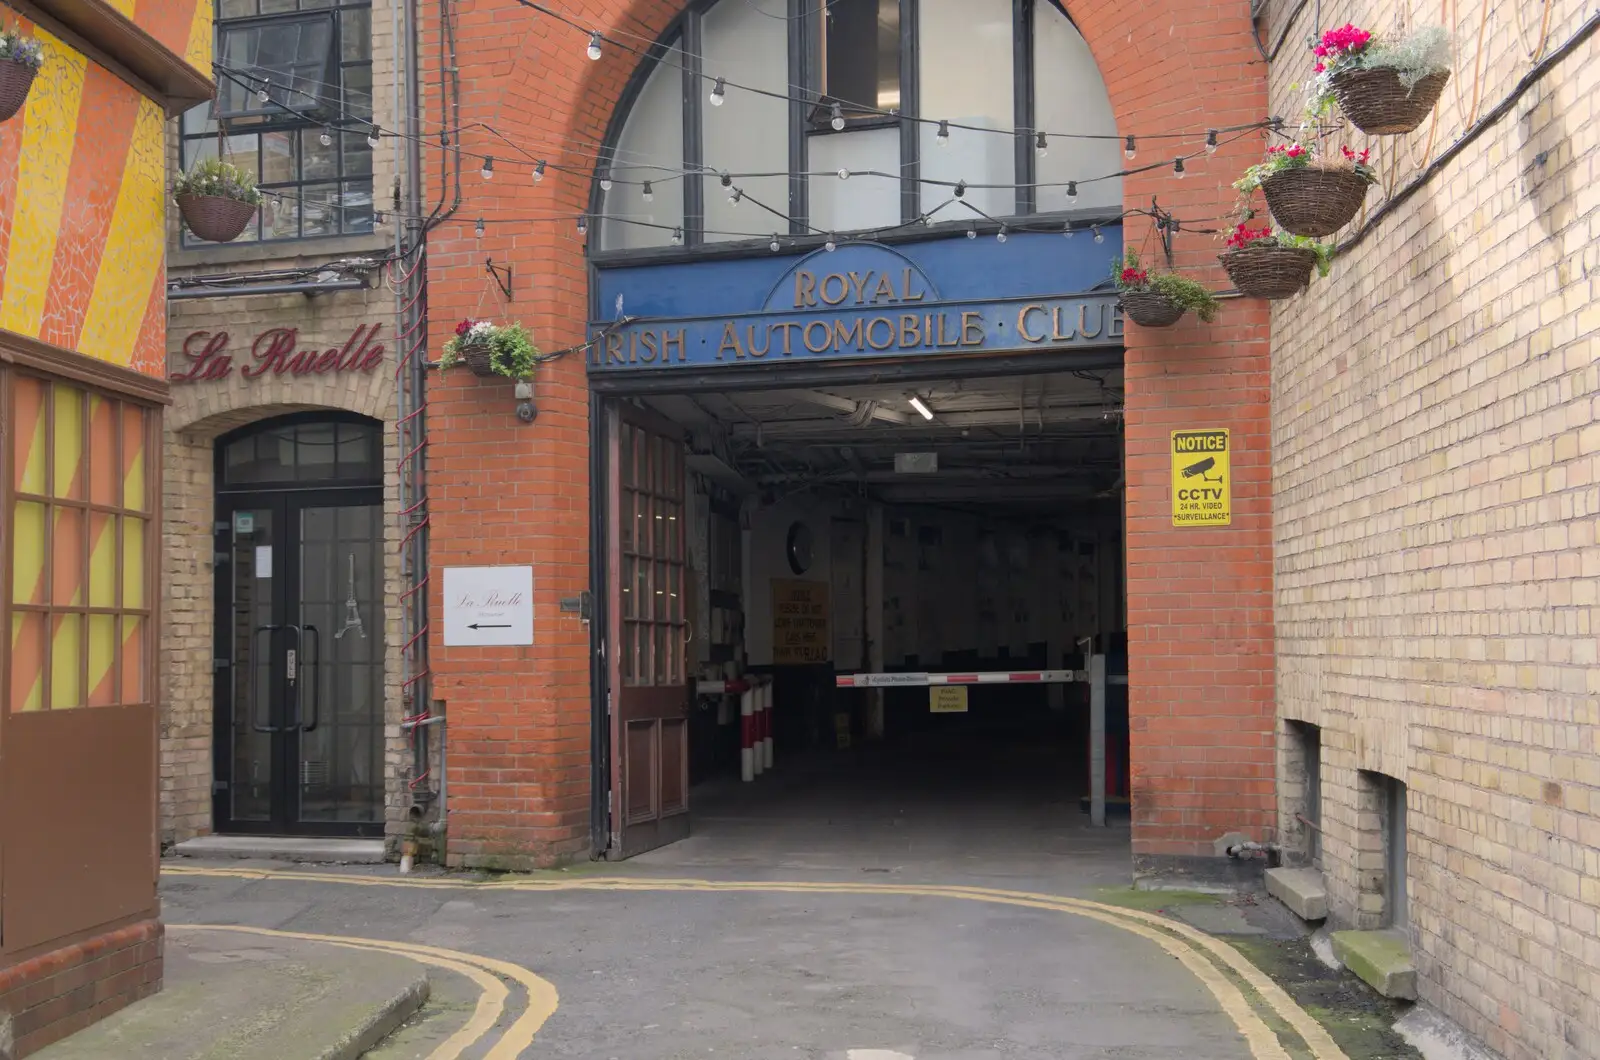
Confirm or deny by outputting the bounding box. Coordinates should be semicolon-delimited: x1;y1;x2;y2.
454;319;475;337
1285;144;1306;158
1314;61;1325;73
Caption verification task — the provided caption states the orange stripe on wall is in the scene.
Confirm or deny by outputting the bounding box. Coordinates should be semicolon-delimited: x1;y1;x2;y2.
126;268;167;377
38;64;140;351
132;0;201;72
0;14;32;305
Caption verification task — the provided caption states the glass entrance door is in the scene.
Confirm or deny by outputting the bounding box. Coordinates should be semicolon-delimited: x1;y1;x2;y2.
211;416;386;836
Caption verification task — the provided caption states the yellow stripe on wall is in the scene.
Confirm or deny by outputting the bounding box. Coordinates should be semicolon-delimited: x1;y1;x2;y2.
184;1;213;73
78;97;165;366
0;29;86;340
102;0;135;17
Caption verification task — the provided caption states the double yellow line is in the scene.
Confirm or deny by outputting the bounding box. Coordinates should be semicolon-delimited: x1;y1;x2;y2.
165;866;1347;1060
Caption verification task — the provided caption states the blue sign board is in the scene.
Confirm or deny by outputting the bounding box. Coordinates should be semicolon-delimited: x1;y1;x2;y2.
588;228;1125;373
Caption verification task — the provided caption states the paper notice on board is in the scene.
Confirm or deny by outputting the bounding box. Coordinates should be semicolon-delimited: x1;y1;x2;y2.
255;546;272;578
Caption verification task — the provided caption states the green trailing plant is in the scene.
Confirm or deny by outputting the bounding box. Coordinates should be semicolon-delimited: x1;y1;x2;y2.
1223;223;1335;277
1112;249;1221;323
440;318;540;378
1306;23;1451;117
174;157;262;205
1233;141;1378;195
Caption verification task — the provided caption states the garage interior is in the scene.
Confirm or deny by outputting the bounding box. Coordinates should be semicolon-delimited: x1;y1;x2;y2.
632;366;1131;863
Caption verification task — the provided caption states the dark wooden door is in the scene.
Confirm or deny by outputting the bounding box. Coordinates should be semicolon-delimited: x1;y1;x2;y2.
607;407;691;857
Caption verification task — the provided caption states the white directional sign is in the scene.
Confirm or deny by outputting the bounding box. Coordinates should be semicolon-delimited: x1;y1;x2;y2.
442;566;534;646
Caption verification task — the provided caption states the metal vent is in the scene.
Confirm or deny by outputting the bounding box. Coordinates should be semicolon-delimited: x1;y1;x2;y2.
300;760;329;788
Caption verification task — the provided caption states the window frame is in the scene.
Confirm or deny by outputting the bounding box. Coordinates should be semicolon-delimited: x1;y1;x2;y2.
213;10;340;122
180;0;376;246
2;371;159;715
593;0;1106;256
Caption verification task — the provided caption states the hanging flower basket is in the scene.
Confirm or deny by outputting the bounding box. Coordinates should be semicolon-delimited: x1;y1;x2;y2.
1260;166;1372;237
1331;67;1450;135
176;193;258;242
440;320;540;380
0;29;45;123
457;340;498;378
1220;245;1318;299
1111;250;1221;329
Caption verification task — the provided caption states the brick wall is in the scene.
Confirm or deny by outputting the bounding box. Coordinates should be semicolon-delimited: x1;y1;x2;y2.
1266;1;1600;1057
0;921;162;1059
423;0;1274;867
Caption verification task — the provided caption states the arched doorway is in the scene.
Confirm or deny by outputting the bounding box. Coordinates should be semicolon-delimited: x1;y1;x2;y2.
211;413;387;836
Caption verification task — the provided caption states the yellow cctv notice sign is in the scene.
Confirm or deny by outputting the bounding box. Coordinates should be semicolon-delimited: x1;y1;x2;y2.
930;686;969;713
1171;429;1231;527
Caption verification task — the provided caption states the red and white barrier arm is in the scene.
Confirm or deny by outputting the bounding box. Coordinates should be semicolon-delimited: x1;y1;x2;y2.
835;669;1086;688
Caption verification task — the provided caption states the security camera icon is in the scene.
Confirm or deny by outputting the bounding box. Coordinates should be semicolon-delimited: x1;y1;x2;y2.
1181;456;1224;483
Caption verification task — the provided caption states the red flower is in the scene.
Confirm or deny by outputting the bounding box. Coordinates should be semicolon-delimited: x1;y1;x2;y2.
1313;61;1326;73
1317;23;1372;57
1120;267;1149;287
455;318;475;337
1225;223;1274;250
1285;144;1307;159
1340;145;1371;164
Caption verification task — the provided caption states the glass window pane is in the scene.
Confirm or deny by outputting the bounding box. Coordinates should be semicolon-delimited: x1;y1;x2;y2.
340;7;371;60
10;613;45;712
823;0;899;111
53;384;84;499
340;131;373;176
303;127;339;180
88;395;117;506
12;500;46;605
260;130;298;184
919;0;1014;218
50;614;82;709
655;624;671;684
89;512;116;608
266;188;301;239
220;0;257;17
339;179;374;234
341;62;373;120
654;560;669;620
51;507;84;607
12;375;47;494
122;405;149;511
120;617;147;703
1033;3;1121;212
701;1;788;243
809;127;900;233
123;516;147;608
599;41;684;251
301;182;340;237
88;615;117;707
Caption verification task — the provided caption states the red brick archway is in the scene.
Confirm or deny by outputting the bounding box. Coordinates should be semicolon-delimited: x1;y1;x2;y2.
424;0;1273;870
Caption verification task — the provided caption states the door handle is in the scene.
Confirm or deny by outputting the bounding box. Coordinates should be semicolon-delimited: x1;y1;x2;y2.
251;625;282;733
282;624;302;730
300;624;321;733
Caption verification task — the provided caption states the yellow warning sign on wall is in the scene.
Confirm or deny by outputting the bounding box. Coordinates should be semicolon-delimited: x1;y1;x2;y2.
772;579;831;664
1171;429;1231;527
930;686;969;713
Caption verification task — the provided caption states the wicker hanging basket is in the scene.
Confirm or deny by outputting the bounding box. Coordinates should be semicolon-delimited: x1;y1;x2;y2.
1220;245;1318;300
0;61;36;123
1119;290;1187;328
1331;68;1450;135
458;341;499;378
1260;166;1372;238
177;194;258;242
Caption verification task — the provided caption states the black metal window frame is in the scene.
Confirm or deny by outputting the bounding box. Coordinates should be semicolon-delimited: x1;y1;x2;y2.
180;0;376;246
594;0;1089;255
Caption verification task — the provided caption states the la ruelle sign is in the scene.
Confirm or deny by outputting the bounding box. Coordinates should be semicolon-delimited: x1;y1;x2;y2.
171;323;386;383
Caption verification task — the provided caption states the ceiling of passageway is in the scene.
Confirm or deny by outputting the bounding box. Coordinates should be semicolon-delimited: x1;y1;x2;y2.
642;369;1125;515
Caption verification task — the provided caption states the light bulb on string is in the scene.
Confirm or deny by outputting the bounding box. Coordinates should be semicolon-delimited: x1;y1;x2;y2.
641;181;654;202
481;156;494;180
367;123;381;148
533;160;546;183
1092;224;1104;243
1124;135;1136;160
256;79;271;103
576;215;588;236
728;187;743;207
587;31;603;60
966;226;977;239
769;234;781;252
996;225;1008;244
824;234;837;252
670;226;684;246
1173;157;1186;179
319;127;333;147
1205;129;1219;154
599;171;612;192
720;172;732;190
1066;180;1078;204
935;120;950;147
1062;222;1074;239
953;180;967;199
830;101;845;131
474;218;485;238
709;77;726;107
837;168;850;181
1035;131;1049;158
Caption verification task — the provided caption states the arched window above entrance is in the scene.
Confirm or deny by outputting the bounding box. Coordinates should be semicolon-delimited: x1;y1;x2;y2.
597;0;1120;253
218;414;384;491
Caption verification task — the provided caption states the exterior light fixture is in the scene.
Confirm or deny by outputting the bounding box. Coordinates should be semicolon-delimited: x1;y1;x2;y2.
641;181;654;202
319;127;333;147
474;217;485;238
1035;131;1048;157
576;215;588;236
935;120;950;146
534;159;547;182
954;180;966;199
1174;157;1186;178
996;225;1008;244
709;77;726;106
830;101;845;131
599;171;612;191
670;226;684;245
1124;135;1136;160
1205;129;1219;154
909;395;934;421
481;156;494;180
1066;180;1078;204
367;123;381;148
587;31;603;60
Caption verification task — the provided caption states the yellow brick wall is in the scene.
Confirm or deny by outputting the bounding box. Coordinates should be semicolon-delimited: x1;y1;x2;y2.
1265;2;1599;1058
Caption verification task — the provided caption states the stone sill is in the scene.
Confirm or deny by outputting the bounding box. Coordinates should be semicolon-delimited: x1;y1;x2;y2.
1331;928;1417;1001
1264;865;1328;921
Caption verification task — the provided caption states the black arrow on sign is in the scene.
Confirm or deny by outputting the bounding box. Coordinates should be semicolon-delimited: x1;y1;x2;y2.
468;623;512;630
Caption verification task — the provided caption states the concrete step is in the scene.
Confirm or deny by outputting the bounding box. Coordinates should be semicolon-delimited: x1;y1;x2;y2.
1264;866;1328;921
34;928;427;1060
173;835;387;864
1331;928;1417;1000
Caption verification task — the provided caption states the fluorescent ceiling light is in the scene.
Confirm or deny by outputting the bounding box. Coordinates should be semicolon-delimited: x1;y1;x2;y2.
908;395;934;421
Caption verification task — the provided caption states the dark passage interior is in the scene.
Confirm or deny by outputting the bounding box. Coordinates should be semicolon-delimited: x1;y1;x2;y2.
629;367;1130;849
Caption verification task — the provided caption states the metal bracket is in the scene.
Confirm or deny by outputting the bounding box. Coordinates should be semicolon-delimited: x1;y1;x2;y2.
485;257;513;300
560;591;593;620
1150;196;1177;268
